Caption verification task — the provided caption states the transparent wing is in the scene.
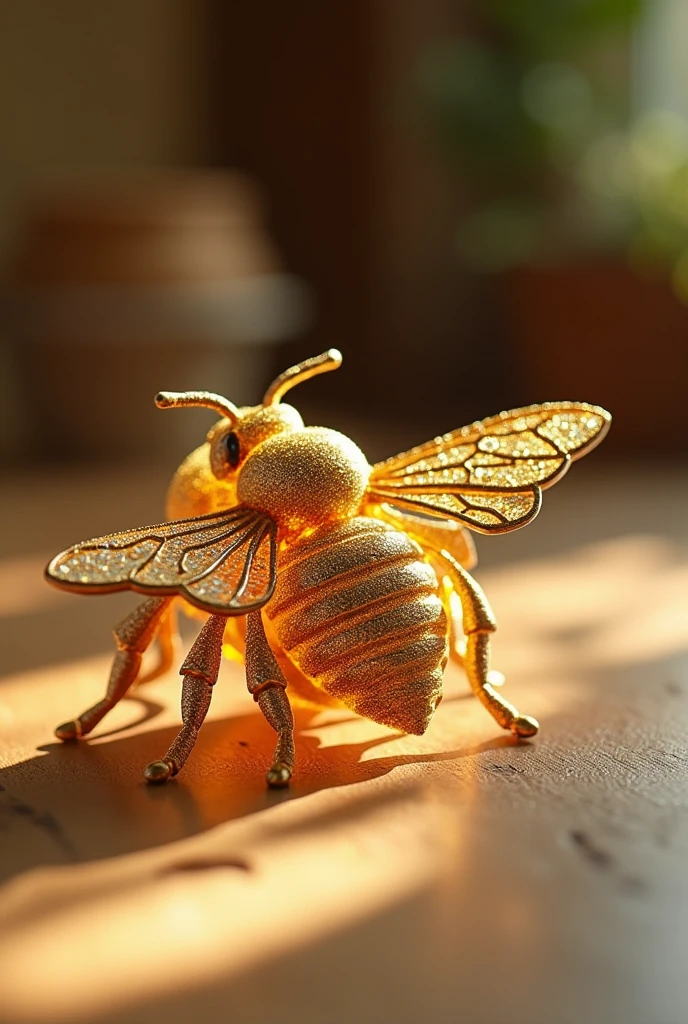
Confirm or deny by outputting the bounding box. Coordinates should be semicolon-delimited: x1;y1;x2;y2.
45;505;277;615
368;402;610;535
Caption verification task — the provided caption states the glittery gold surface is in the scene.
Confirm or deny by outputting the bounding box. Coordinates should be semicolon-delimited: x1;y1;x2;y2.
207;404;304;482
262;348;342;405
45;356;610;783
238;427;370;538
144;614;227;783
367;486;542;533
45;506;277;614
369;402;610;534
267;518;448;735
243;611;295;786
373;402;610;480
369;503;477;570
55;596;171;742
165;443;238;520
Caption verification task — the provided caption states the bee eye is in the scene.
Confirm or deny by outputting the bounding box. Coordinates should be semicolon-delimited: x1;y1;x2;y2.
224;431;241;469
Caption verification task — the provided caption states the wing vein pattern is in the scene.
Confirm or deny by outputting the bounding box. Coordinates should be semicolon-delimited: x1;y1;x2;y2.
368;402;610;534
46;505;277;614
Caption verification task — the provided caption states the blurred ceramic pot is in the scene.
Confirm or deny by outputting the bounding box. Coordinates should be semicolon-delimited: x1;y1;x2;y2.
7;173;311;463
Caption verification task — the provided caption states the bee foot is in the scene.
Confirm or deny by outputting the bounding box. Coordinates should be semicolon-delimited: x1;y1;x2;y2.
55;719;82;742
144;759;175;784
266;763;292;788
510;714;539;739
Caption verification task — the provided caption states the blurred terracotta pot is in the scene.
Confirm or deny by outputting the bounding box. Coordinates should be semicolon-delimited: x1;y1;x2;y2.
7;173;310;463
502;263;688;454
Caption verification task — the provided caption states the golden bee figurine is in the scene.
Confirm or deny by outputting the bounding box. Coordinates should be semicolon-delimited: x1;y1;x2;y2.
46;350;610;787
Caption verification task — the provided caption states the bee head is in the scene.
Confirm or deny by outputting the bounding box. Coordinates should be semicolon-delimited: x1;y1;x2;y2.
156;349;342;484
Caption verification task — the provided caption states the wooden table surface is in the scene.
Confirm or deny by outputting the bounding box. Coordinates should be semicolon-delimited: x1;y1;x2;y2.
0;462;687;1024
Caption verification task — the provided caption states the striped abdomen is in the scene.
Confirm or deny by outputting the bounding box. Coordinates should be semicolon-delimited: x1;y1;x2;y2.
266;517;449;734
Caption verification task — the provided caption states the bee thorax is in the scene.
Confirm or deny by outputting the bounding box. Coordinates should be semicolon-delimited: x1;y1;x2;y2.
237;427;370;535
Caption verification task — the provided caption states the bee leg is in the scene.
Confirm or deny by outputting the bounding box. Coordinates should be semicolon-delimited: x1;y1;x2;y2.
144;613;226;784
437;552;538;739
245;611;294;789
137;602;180;684
55;596;172;742
464;632;538;738
440;574;505;686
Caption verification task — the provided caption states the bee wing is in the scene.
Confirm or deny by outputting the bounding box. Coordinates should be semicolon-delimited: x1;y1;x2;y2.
368;402;610;535
367;485;542;535
46;505;277;615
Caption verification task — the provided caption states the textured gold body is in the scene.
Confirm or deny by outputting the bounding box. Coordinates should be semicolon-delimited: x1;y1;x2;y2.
267;517;449;735
45;349;611;786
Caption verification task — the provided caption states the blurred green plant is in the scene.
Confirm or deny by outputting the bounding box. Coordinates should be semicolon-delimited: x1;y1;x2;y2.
581;110;688;302
413;0;688;298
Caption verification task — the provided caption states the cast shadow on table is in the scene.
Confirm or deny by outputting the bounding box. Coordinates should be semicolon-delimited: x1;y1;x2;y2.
0;690;530;881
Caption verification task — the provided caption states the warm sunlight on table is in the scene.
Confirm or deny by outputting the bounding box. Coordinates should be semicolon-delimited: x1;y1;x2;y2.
1;466;687;1024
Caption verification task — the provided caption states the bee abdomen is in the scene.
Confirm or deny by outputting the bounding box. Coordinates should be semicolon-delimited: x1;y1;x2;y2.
267;517;448;734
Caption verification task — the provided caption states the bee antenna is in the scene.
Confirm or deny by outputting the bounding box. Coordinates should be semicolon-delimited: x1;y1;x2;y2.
263;349;342;406
155;391;240;424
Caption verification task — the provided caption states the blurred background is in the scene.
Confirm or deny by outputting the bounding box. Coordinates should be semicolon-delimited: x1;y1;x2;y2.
1;0;687;474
